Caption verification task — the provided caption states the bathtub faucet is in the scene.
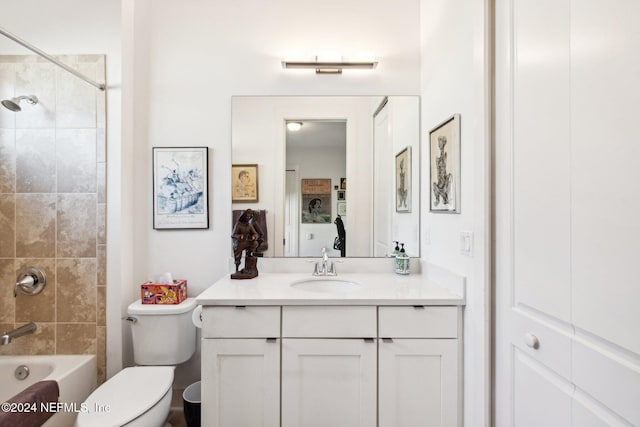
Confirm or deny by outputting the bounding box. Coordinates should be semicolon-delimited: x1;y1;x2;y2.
1;322;37;345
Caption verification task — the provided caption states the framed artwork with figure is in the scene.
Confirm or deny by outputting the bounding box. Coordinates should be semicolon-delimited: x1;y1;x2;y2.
337;201;347;216
395;147;411;212
301;179;332;223
232;164;259;203
152;146;209;229
429;114;460;213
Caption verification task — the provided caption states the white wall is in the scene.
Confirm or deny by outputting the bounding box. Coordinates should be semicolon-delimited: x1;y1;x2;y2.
420;0;491;425
131;0;421;386
0;0;124;377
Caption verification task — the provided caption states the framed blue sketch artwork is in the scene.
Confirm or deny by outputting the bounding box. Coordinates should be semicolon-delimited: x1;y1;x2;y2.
153;147;209;229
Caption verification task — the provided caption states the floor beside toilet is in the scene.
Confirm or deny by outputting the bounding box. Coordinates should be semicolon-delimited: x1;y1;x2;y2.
167;408;187;427
167;386;187;427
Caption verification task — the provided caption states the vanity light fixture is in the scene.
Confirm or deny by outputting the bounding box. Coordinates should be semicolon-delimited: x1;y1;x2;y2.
281;59;378;74
286;121;303;131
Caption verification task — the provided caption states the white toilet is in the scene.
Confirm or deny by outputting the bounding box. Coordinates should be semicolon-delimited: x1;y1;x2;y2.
75;298;198;427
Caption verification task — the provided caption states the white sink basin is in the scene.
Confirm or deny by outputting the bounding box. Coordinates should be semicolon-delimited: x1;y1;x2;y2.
290;278;362;293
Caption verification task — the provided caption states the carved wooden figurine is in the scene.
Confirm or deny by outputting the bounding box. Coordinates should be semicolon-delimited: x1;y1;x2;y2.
231;209;260;279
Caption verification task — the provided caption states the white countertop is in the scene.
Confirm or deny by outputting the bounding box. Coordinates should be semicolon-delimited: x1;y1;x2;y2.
196;272;465;306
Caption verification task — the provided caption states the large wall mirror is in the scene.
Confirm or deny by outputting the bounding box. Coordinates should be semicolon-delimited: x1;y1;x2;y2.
231;96;420;258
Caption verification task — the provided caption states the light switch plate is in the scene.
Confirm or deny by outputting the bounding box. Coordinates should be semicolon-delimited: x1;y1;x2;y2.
460;231;473;256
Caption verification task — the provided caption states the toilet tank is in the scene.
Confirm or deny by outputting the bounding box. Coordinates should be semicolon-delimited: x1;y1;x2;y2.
127;298;197;365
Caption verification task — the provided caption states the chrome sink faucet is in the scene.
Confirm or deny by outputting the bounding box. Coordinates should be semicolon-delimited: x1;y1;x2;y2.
1;322;37;345
313;247;337;276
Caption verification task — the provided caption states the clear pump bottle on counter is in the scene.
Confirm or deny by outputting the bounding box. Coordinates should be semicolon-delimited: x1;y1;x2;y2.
395;243;410;275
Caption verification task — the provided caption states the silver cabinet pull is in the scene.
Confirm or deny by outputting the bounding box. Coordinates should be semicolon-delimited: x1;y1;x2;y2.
363;338;375;343
382;338;393;343
524;333;540;349
266;338;277;343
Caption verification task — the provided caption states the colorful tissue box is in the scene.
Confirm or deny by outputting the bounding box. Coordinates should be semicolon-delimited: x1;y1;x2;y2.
141;280;187;304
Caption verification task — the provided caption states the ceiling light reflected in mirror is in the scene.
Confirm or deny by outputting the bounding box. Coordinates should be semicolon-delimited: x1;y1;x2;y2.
286;121;303;132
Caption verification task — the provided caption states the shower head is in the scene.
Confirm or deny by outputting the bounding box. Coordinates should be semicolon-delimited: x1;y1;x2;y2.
1;95;38;112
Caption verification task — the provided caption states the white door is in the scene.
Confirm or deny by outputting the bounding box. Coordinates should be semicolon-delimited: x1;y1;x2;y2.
379;339;459;427
495;1;640;426
495;0;577;423
285;168;299;256
201;339;280;427
281;338;377;427
373;100;392;256
495;1;574;424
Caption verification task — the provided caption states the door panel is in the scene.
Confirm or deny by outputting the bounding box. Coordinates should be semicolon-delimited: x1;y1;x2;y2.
572;337;640;426
511;0;572;324
495;0;572;424
570;0;640;356
513;349;572;426
572;393;634;427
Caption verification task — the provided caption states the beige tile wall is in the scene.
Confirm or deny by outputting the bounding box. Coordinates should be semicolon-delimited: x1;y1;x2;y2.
0;55;107;384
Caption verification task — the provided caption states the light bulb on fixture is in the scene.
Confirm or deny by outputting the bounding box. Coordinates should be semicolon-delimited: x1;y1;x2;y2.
286;122;303;131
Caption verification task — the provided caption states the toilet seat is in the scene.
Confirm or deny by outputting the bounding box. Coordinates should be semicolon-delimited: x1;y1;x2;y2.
75;366;174;427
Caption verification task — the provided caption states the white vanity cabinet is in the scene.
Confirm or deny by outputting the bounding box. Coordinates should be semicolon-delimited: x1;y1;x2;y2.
378;306;461;427
201;304;461;427
201;306;281;427
282;338;377;427
281;306;378;427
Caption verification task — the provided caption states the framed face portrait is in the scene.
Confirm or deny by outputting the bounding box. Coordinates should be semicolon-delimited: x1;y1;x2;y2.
232;164;259;203
300;179;332;224
301;194;331;223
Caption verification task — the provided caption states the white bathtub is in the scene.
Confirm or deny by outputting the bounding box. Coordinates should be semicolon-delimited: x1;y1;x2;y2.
0;355;96;427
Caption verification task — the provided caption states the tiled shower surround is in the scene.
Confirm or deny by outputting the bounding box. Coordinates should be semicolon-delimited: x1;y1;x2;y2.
0;55;107;383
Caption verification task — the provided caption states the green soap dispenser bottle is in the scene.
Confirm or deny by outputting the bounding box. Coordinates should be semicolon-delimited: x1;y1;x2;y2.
395;243;410;275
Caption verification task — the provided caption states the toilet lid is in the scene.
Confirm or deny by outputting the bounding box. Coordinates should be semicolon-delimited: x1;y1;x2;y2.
128;297;197;315
76;366;174;427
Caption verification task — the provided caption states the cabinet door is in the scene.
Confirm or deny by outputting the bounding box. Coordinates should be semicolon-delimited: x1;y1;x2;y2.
379;339;458;427
202;339;280;427
282;338;377;427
